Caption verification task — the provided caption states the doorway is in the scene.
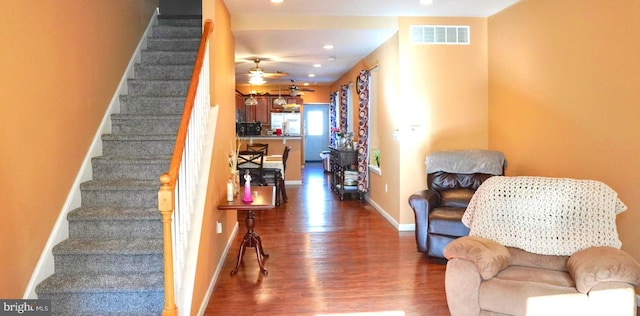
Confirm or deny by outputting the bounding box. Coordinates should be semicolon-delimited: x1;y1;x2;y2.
304;104;330;162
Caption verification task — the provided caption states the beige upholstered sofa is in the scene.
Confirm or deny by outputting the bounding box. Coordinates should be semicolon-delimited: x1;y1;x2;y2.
443;176;640;316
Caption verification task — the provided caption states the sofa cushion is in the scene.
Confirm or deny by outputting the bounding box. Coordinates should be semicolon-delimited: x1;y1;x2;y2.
495;266;576;288
480;269;580;316
508;247;569;271
428;207;469;236
439;189;475;207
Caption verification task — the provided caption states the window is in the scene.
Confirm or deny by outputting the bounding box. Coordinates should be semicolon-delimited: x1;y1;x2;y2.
307;110;323;136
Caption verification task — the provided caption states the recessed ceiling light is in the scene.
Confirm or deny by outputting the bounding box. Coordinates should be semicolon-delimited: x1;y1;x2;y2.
323;44;334;50
303;83;310;86
271;0;284;3
328;56;336;61
308;74;316;78
419;0;433;5
313;64;322;68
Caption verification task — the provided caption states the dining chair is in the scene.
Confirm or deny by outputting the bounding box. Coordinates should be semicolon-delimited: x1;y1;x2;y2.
246;143;269;155
262;146;291;204
237;150;265;186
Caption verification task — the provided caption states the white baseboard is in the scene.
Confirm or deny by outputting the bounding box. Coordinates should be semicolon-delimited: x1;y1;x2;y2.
196;222;239;316
364;196;415;232
23;10;158;299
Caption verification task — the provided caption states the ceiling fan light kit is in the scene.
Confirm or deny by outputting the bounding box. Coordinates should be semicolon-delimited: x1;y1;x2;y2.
245;58;289;85
249;75;266;85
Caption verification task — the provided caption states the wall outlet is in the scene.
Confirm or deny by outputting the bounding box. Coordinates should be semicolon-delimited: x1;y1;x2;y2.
216;221;222;234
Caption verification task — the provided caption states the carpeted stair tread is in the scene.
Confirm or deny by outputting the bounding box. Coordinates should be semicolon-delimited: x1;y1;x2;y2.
80;179;159;190
158;15;202;27
157;17;202;27
111;113;181;135
140;51;197;65
91;156;170;181
134;64;195;80
111;113;181;120
126;79;191;96
146;38;200;51
68;207;159;221
53;238;162;255
92;155;172;163
101;133;176;141
36;272;163;293
119;95;186;114
152;25;201;38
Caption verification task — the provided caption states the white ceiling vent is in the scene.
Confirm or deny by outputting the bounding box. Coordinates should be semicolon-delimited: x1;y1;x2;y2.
411;25;470;45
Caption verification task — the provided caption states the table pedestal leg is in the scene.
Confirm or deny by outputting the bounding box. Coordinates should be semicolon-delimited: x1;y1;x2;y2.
230;210;269;276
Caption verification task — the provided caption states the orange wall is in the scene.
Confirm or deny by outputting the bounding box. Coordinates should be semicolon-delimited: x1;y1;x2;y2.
488;0;640;263
190;0;237;314
0;0;158;298
331;17;489;227
398;17;489;225
331;34;401;223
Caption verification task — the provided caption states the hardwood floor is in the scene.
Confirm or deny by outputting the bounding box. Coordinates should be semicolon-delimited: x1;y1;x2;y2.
205;162;450;316
205;163;640;315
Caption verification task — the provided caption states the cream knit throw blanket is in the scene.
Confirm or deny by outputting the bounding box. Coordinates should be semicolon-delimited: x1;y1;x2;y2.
462;176;627;256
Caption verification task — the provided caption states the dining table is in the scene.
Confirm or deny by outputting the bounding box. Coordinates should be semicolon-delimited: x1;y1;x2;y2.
238;154;286;206
218;186;275;276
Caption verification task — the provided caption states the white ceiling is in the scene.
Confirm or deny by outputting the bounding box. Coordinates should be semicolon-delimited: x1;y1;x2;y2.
224;0;520;86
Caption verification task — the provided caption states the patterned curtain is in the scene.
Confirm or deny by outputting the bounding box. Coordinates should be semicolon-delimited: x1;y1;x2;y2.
356;70;370;193
339;85;348;132
329;92;337;148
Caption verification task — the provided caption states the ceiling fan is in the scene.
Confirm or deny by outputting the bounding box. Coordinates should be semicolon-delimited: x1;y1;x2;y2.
247;58;289;79
272;80;316;96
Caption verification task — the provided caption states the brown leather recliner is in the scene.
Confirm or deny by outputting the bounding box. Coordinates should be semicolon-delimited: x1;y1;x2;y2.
408;150;506;258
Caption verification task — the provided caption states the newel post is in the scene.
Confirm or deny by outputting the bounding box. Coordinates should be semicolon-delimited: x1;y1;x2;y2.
159;173;178;316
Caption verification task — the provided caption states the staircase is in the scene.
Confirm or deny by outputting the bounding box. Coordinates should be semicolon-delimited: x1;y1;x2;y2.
36;18;202;315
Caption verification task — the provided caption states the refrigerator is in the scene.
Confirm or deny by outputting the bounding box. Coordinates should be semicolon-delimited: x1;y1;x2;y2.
270;112;301;136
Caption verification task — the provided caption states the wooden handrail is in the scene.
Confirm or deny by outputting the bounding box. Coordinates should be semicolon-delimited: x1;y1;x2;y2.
158;19;213;316
166;19;214;188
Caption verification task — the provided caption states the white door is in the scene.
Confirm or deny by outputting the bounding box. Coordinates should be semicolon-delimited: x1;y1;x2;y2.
304;104;330;162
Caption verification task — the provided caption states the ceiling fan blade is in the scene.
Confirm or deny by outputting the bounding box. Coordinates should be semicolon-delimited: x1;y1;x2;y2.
262;71;289;78
299;88;315;92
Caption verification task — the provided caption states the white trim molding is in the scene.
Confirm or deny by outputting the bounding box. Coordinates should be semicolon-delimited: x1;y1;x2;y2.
196;223;239;316
365;196;415;232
